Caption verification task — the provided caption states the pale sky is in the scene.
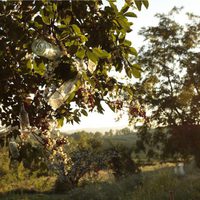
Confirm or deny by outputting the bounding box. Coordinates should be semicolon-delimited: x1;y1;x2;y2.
61;0;200;132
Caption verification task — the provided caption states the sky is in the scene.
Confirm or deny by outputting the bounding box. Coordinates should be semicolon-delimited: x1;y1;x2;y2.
61;0;200;133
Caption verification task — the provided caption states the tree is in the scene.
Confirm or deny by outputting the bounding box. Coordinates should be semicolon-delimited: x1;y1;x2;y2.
0;0;148;128
134;7;200;163
106;144;140;180
0;0;148;190
115;127;132;135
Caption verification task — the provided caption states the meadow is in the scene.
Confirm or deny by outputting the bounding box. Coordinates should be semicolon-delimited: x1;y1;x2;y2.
1;132;200;200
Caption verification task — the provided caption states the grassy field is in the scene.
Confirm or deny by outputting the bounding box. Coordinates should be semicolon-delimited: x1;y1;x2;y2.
103;134;138;148
1;149;200;200
1;132;200;200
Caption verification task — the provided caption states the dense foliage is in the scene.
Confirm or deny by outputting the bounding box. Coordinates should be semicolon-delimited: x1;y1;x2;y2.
0;0;148;129
0;0;148;191
135;7;200;162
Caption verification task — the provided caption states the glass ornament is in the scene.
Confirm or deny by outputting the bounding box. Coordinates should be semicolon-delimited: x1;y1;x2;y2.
32;39;61;60
48;75;79;110
9;139;20;159
19;103;30;131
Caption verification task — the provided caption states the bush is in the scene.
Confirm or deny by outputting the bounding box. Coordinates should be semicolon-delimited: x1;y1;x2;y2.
106;145;140;180
67;174;142;200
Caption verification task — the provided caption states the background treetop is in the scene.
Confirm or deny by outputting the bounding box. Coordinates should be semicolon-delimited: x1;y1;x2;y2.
137;7;200;127
135;7;200;162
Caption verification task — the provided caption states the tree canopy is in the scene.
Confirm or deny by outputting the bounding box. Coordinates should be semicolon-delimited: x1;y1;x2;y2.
0;0;148;130
0;0;149;190
135;7;200;161
138;8;200;127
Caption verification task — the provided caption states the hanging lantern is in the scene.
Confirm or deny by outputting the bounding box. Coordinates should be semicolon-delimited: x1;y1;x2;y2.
9;139;20;159
19;103;30;131
31;39;62;60
48;75;80;110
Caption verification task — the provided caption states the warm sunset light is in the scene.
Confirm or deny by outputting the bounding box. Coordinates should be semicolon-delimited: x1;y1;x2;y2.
1;1;200;199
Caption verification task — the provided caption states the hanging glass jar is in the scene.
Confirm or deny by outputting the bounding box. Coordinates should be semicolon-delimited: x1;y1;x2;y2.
48;75;80;110
9;139;20;159
31;39;62;60
19;103;30;131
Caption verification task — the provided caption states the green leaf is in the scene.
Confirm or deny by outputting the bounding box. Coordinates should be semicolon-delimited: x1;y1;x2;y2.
125;67;132;78
124;12;137;18
142;0;149;9
80;35;88;43
65;40;74;47
23;44;29;49
74;116;80;124
45;5;52;12
33;60;37;70
37;62;46;75
97;102;105;114
86;50;99;64
53;3;57;12
33;60;37;71
129;47;138;56
42;16;50;25
81;109;88;116
16;14;22;19
66;91;76;104
63;16;71;25
26;60;32;69
76;48;86;59
127;87;133;96
58;24;68;29
132;68;141;78
108;102;115;112
71;24;81;35
57;118;64;128
34;21;43;29
31;61;46;76
92;48;111;59
119;33;126;43
109;2;118;13
120;4;129;14
113;19;120;28
116;16;131;32
131;64;141;78
135;0;142;11
40;9;50;25
82;71;90;82
32;61;38;71
123;39;132;46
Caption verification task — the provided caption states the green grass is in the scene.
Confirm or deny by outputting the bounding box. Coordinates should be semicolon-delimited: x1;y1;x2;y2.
103;134;137;148
1;162;200;200
132;166;200;200
1;146;200;200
